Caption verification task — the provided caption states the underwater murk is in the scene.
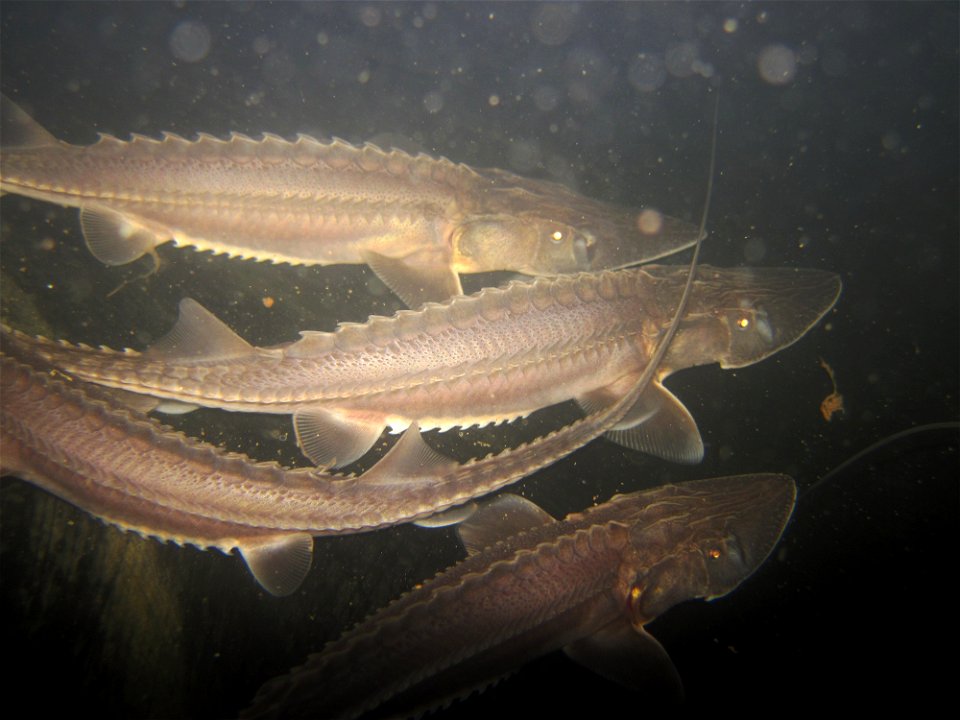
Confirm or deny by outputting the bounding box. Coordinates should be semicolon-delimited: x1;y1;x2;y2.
1;2;956;717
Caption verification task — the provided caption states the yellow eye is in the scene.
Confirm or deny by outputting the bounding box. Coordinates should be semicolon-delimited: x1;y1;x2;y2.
708;548;722;560
736;316;751;330
551;230;564;243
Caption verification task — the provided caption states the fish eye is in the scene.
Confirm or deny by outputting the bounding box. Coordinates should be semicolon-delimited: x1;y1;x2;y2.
549;229;565;244
735;315;751;331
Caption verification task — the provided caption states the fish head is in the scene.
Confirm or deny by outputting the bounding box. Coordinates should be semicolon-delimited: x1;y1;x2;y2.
621;474;796;625
457;168;701;275
659;265;842;374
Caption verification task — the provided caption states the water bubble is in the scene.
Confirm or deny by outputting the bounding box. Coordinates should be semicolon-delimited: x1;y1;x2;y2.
169;20;211;63
758;44;797;85
531;3;577;46
628;53;666;93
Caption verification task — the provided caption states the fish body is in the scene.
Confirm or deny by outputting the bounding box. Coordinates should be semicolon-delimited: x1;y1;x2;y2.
0;314;674;595
0;96;699;306
17;265;841;468
243;473;797;719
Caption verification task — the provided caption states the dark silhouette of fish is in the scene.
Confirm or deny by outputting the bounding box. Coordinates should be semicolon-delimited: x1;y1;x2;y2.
243;473;796;719
0;96;699;307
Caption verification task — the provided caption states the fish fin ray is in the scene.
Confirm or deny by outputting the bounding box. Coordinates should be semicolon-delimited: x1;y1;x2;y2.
293;407;383;468
362;248;462;308
1;94;59;149
238;533;314;597
146;298;256;362
457;494;555;554
79;207;163;265
362;423;458;483
564;619;684;702
413;503;478;528
603;382;704;464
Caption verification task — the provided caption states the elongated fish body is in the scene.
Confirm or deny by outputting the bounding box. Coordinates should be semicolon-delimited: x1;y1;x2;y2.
0;315;669;595
243;474;796;719
0;96;700;306
18;265;841;468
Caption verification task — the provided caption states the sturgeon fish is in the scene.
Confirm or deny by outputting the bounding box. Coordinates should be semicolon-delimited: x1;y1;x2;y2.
0;96;699;307
242;473;796;719
0;309;680;596
19;265;841;469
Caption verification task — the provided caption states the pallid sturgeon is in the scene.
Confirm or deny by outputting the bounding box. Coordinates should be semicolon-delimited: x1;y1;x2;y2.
0;306;689;596
17;265;841;469
242;473;796;719
0;95;699;307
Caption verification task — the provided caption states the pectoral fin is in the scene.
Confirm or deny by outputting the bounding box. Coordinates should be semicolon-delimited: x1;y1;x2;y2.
238;533;314;597
293;408;384;468
456;493;556;555
80;206;164;266
362;249;463;307
564;619;683;702
577;379;704;464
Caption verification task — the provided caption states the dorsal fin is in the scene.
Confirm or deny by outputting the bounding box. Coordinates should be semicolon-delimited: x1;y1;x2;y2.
456;494;556;555
238;533;314;597
145;298;255;362
1;94;59;149
361;423;458;484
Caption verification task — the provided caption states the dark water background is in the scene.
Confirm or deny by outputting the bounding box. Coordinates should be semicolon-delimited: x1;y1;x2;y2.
1;2;957;716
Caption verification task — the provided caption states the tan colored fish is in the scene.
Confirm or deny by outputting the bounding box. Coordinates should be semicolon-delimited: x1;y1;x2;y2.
16;265;841;469
0;96;700;306
0;314;677;596
243;473;796;719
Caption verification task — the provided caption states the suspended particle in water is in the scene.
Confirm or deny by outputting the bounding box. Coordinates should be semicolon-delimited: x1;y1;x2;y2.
636;209;664;236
